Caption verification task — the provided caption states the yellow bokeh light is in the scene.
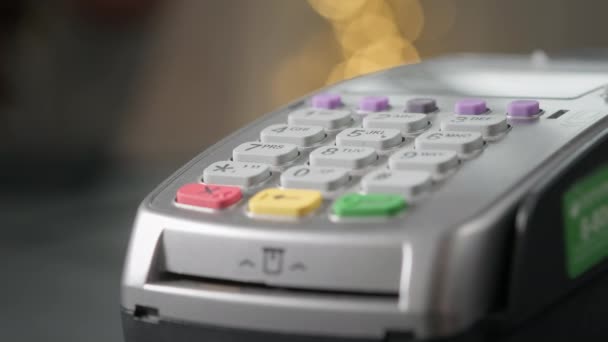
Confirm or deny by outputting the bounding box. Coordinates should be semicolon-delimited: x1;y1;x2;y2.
307;0;424;86
307;0;369;22
343;57;385;80
336;14;400;57
340;37;420;81
390;0;425;42
330;0;396;38
356;0;396;19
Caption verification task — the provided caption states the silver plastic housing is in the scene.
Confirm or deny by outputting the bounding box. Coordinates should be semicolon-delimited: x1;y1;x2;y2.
121;54;608;340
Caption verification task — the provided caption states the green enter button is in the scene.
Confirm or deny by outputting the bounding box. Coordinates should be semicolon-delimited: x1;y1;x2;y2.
332;193;407;217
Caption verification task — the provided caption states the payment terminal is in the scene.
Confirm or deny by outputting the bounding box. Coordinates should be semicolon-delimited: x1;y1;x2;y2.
121;54;608;341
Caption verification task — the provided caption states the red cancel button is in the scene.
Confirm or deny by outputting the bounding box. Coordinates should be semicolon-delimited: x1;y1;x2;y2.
176;183;242;209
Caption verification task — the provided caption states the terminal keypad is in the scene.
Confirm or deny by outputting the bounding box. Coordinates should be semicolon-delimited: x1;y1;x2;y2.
177;94;531;220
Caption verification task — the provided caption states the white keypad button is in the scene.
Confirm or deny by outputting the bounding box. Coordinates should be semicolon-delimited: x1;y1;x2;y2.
363;112;429;134
260;124;325;147
203;161;271;187
233;142;298;165
336;128;402;150
281;166;349;191
415;131;483;155
288;108;352;130
440;115;508;136
389;149;458;174
309;146;377;169
361;169;432;198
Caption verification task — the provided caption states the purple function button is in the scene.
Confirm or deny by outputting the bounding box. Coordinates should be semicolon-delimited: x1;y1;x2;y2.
507;100;540;118
312;94;342;109
359;96;390;112
406;98;437;113
455;99;488;115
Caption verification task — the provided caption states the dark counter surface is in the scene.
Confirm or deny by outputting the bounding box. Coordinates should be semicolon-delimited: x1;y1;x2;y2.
0;163;174;342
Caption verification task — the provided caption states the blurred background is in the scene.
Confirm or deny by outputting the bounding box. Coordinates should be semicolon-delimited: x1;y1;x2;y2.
2;0;608;341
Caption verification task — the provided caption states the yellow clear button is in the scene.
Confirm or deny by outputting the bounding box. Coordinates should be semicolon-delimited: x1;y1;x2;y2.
248;188;323;217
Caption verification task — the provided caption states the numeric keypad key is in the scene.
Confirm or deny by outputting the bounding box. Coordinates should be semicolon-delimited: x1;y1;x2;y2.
288;108;352;129
309;146;377;169
389;149;458;175
233;142;298;165
260;124;325;146
361;169;432;198
203;161;271;187
336;128;402;150
440;115;508;136
363;112;429;134
415;131;483;155
281;166;349;191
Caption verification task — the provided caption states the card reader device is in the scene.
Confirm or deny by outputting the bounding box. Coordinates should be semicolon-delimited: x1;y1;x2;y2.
121;54;608;341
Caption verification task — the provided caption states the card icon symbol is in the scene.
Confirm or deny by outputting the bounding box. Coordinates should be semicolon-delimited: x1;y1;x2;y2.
263;247;284;275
